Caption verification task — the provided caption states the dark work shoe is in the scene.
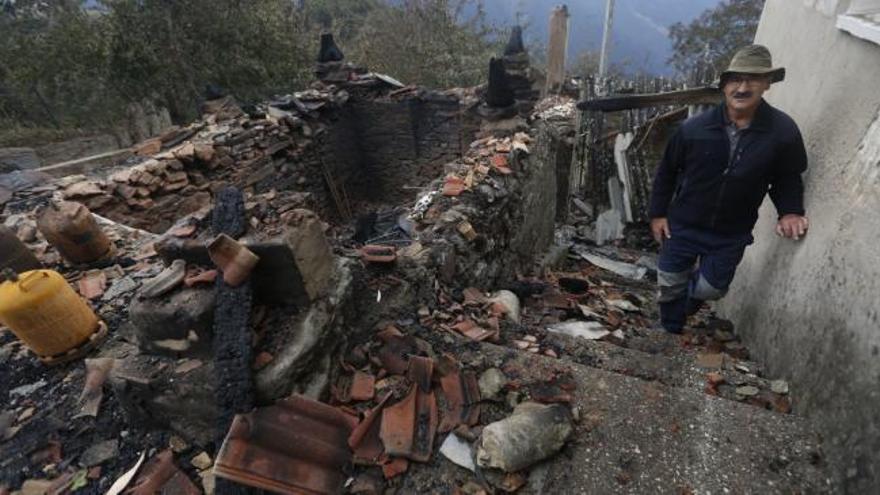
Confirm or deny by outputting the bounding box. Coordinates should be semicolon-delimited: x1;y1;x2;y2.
685;298;706;317
653;322;683;335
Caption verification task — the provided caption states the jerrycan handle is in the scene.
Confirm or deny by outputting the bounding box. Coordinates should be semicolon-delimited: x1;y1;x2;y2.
18;270;48;292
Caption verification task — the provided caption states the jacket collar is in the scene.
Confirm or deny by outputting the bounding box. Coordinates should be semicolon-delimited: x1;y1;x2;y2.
706;99;773;132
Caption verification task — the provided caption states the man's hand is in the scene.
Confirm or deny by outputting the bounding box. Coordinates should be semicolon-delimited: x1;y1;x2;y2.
650;217;672;244
776;214;809;240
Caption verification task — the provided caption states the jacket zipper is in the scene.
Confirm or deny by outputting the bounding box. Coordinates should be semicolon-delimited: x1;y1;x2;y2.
710;132;746;228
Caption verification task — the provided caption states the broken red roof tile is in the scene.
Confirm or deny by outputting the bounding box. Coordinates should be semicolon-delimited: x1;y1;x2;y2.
380;356;438;462
375;331;418;376
349;393;392;465
452;320;496;342
443;176;467;196
360;244;397;263
215;395;357;495
350;371;376;402
462;287;488;305
125;450;200;495
77;271;107;300
183;269;217;287
381;457;409;479
439;369;481;433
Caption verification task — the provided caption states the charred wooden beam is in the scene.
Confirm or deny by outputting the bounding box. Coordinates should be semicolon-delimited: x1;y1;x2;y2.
577;86;722;112
211;187;257;495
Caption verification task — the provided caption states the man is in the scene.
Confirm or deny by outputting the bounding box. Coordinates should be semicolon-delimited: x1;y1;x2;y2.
648;44;809;334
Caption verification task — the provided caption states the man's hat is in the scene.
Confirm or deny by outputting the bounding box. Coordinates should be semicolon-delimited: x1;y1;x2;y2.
719;44;785;86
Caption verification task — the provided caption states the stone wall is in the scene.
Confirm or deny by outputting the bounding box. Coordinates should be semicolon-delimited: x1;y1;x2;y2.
319;92;474;210
718;1;880;491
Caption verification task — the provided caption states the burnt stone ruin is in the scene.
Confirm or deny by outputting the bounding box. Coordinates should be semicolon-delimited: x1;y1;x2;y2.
504;25;526;56
318;33;345;63
316;33;350;83
502;26;539;115
482;57;516;119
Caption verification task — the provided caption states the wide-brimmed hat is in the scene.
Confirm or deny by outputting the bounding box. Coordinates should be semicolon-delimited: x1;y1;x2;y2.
719;44;785;87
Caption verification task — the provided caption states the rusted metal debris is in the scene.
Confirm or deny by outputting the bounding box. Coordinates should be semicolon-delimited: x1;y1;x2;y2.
214;395;357;495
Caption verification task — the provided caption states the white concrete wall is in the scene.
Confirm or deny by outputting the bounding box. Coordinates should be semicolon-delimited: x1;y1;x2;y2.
719;0;880;491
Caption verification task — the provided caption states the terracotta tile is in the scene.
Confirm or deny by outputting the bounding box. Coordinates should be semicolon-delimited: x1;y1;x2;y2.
349;393;392;464
360;245;396;263
126;450;200;495
350;371;376;402
77;271;107;300
439;369;481;433
184;269;217;287
443;176;466;196
381;457;409;479
215;395;356;495
380;369;438;462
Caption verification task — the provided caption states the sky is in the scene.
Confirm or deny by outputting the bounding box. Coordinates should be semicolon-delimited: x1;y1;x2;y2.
481;0;724;75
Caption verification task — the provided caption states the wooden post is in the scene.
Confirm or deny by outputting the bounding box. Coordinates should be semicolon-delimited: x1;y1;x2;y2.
545;5;570;96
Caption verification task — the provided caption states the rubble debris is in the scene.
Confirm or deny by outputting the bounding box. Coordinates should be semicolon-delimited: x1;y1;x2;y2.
771;380;790;395
0;224;41;274
488;290;521;324
126;450;200;495
77;270;107;300
129;286;214;355
75;358;116;418
736;386;760;397
106;452;146;495
184;269;217;287
281;209;335;302
476;402;573;473
138;259;186;299
381;457;409;479
696;353;724;370
574;247;648;280
208;234;260;288
36;201;113;264
478;368;508;401
349;393;392;464
440;433;476;472
547;321;609;341
380;356;438;462
78;439;119;467
214;395;355;495
349;371;376;402
190;452;213;470
438;361;481;433
606;298;640;313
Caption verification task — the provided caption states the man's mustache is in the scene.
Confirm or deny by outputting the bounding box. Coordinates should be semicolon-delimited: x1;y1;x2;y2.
733;92;753;98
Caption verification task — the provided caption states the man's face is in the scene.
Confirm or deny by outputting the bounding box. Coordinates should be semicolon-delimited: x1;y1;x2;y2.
722;73;771;114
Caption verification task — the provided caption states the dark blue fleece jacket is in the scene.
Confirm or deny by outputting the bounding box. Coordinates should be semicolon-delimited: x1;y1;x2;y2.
649;100;807;235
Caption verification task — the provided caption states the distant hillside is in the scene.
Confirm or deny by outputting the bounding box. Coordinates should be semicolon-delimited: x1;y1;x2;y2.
482;0;722;76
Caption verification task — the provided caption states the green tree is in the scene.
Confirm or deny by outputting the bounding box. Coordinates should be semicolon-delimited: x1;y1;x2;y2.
351;0;500;89
667;0;765;79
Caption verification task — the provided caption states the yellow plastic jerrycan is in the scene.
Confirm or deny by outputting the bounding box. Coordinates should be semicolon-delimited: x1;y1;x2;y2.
0;269;100;361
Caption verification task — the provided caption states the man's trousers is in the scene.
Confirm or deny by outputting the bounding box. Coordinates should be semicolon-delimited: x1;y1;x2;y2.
656;223;753;333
